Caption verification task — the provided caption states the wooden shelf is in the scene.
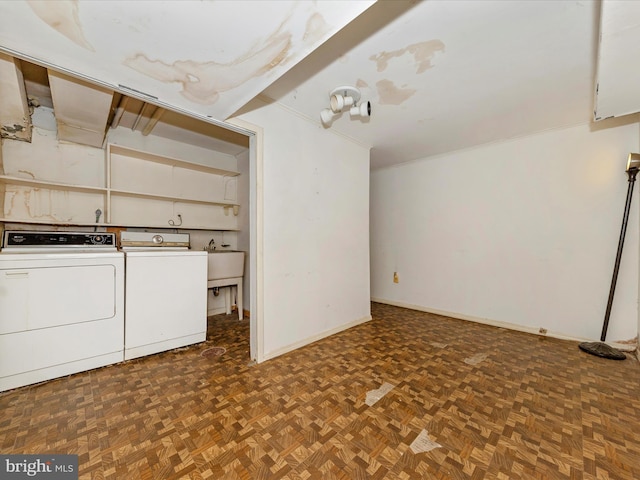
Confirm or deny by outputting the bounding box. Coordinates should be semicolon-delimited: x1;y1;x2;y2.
0;144;241;231
108;222;239;231
108;144;240;176
0;175;107;194
109;188;239;207
0;217;111;228
0;217;239;231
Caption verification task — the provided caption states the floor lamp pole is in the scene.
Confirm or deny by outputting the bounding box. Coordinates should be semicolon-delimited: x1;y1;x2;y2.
579;157;639;360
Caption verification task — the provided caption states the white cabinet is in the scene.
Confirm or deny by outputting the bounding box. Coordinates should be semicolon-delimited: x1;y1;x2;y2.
0;143;240;230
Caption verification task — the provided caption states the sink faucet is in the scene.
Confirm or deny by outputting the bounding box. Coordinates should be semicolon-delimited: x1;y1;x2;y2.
207;238;216;252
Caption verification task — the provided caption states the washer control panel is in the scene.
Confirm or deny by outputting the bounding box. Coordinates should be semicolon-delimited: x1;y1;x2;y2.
2;231;117;249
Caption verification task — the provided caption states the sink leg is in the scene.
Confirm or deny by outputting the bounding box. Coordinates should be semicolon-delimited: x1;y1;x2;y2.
237;279;243;321
225;288;231;315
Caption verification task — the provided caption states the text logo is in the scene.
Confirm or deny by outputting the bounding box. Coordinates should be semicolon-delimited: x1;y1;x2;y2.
0;455;78;479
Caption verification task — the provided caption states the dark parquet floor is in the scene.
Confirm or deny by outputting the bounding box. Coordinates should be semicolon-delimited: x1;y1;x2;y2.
2;302;640;479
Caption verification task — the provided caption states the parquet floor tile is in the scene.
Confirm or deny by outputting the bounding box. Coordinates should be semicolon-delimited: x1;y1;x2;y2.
2;302;640;479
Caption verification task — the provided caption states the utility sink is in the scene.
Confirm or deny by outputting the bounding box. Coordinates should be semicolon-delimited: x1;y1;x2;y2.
207;251;245;280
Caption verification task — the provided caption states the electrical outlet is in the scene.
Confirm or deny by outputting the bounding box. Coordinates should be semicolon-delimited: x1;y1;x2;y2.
393;272;399;283
539;327;547;335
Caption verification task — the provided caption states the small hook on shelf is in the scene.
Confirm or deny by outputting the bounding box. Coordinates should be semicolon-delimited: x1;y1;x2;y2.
168;214;183;226
94;208;102;232
223;206;240;216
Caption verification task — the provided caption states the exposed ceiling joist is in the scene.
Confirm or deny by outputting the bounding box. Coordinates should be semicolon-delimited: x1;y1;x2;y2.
48;69;113;147
131;101;152;132
110;95;128;130
142;107;164;136
0;52;32;142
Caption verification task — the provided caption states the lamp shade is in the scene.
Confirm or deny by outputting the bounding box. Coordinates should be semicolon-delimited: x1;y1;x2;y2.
320;108;337;126
330;94;354;113
350;101;371;118
626;153;640;173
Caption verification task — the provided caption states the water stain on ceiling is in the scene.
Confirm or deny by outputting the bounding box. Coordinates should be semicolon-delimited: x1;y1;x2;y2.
27;0;94;51
1;0;376;125
376;79;416;105
303;13;330;45
370;40;444;73
122;10;302;107
124;31;292;106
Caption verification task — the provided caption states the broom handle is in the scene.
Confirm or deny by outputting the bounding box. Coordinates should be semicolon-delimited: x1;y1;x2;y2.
601;170;638;341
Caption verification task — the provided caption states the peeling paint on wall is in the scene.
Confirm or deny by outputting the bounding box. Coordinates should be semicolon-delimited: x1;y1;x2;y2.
1;124;25;134
27;0;95;51
370;40;445;73
1;123;31;142
376;79;416;105
5;186;75;222
124;32;292;105
4;190;17;217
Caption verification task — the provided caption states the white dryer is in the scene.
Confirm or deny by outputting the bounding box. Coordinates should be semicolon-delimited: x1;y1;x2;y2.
120;231;207;360
0;231;124;392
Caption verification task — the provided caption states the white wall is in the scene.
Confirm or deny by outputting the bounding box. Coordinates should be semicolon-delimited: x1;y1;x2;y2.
237;100;371;359
236;148;251;312
371;120;640;343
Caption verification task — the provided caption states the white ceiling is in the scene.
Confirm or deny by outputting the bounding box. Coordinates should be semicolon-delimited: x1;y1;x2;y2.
265;0;600;169
0;1;638;169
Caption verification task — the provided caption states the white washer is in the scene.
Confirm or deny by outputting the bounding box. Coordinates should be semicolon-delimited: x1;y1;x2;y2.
121;232;207;360
0;231;124;392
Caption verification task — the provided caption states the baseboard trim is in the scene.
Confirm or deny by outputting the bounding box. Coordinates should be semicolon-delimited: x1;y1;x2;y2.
371;297;637;352
263;315;372;361
207;307;227;316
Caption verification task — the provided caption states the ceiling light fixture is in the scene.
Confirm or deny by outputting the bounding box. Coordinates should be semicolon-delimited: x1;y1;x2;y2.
320;85;371;127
